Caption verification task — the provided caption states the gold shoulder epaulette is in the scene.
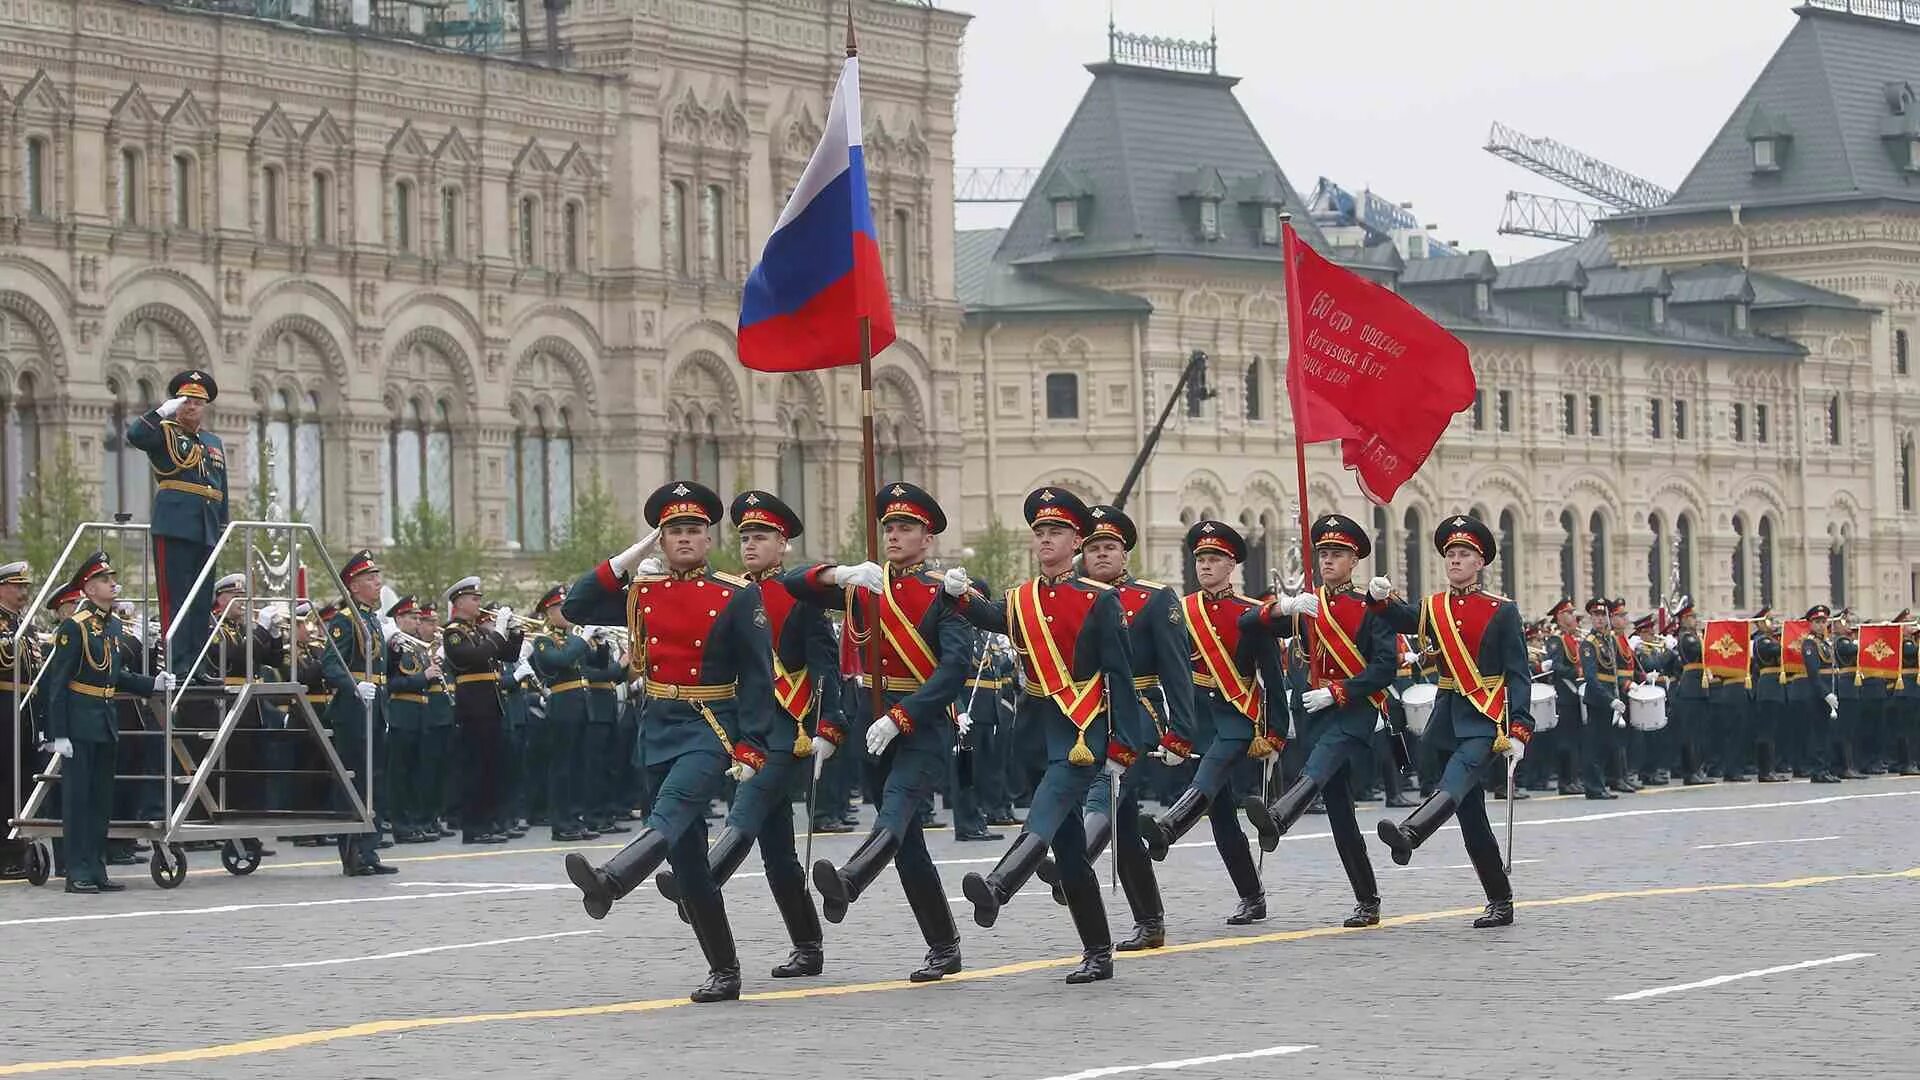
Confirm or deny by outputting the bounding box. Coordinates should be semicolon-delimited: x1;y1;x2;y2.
1077;576;1113;591
1131;578;1165;590
712;570;750;588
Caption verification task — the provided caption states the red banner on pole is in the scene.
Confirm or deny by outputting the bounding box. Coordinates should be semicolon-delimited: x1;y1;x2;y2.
1282;224;1475;504
1703;619;1752;686
1857;624;1903;685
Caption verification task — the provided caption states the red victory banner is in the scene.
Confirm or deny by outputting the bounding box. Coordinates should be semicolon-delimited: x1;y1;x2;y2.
1703;619;1753;687
1780;618;1811;678
1283;223;1476;505
1856;624;1903;684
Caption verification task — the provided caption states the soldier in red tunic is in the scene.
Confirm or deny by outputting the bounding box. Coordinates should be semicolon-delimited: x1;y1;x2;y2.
1374;514;1533;928
1242;513;1397;928
786;482;973;983
561;480;777;1003
1137;520;1286;927
940;487;1159;983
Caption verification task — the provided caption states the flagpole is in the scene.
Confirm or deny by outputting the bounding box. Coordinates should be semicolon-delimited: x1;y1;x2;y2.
848;10;885;725
1280;217;1315;593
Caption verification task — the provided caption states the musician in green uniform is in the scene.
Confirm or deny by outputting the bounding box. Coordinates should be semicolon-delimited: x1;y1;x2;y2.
582;630;629;834
381;596;435;843
40;553;175;892
1;561;42;879
532;586;596;842
418;604;457;838
320;550;396;874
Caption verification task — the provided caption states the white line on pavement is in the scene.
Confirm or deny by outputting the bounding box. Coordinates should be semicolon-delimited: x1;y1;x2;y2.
0;885;558;929
393;881;571;890
1031;1044;1316;1080
241;929;603;970
1389;859;1540;872
1693;836;1840;850
1517;790;1918;828
1609;952;1875;1001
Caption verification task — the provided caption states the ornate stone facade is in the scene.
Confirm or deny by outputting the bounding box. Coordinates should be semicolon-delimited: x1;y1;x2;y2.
0;0;966;564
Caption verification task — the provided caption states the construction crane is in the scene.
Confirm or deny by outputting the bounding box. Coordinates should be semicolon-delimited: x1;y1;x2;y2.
955;167;1042;204
1498;191;1609;243
1307;177;1421;240
1484;121;1671;212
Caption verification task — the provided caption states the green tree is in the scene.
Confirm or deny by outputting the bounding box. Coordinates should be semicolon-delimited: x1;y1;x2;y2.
961;513;1029;594
382;499;494;605
11;443;99;581
835;509;872;565
538;470;634;585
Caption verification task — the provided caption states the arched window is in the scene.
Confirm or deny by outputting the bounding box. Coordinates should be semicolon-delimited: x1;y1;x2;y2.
118;146;145;225
1241;511;1269;594
1179;507;1200;594
548;406;574;543
667;180;690;274
1497;509;1517;598
1646;512;1666;607
1559;509;1578;601
439;185;462;259
697;413;722;487
1588;511;1608;599
777;419;809;558
310;171;332;244
1044;372;1079;419
1244;358;1262;421
701;183;727;278
1402;507;1424;598
261;162;283;240
1675;512;1695;601
1731;513;1749;610
24;137;49;218
295;391;323;526
1826;394;1842;445
390;399;425;528
1371;505;1390;578
666;410;693;481
1829;533;1848;607
1757;516;1776;608
427;399;452;522
890;208;912;296
103;378;127;517
876;420;907;483
252;386;326;527
1901;434;1916;513
171;153;195;229
505;405;525;548
394;179;416;252
562;201;583;271
518;194;540;266
513;409;548;551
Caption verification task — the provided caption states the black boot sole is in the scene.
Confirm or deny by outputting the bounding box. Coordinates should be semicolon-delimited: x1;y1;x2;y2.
1376;820;1413;866
811;860;850;923
961;872;1001;929
565;853;613;920
1241;796;1280;853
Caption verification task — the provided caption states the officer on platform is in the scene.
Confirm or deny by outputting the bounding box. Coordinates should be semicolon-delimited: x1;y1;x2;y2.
127;370;228;678
1244;513;1396;929
39;554;174;892
563;480;776;1003
443;578;521;844
320;550;395;875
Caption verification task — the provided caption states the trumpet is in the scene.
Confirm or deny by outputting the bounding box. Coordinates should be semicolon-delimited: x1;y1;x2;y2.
493;610;550;632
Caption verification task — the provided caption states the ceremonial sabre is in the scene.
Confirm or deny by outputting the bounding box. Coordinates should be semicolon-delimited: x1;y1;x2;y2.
1503;751;1518;874
803;678;823;888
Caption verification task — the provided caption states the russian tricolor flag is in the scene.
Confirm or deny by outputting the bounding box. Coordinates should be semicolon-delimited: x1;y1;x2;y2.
738;56;896;372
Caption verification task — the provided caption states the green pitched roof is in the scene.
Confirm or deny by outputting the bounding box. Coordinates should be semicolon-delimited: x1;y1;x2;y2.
955;228;1151;315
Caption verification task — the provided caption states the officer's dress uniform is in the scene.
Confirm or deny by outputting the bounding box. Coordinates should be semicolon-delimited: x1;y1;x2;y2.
288;610;334;820
1375;516;1532;926
1633;632;1674;784
581;637;627;831
531;591;596;841
1541;606;1586;795
1895;630;1920;774
1799;613;1845;782
1244;514;1395;928
422;629;457;835
1138;520;1285;927
41;562;158;891
1856;629;1891;774
786;482;972;983
654;490;839;980
1578;607;1621;799
1;575;44;878
1670;618;1710;783
951;634;1005;840
1707;632;1755;782
382;600;431;842
318;559;394;874
1610;615;1644;788
441;587;522;843
949;489;1154;983
126;371;228;677
1751;624;1790;780
563;480;777;1003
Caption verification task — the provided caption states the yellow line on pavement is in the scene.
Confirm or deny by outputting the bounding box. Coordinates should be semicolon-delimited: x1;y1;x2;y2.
3;864;1916;1075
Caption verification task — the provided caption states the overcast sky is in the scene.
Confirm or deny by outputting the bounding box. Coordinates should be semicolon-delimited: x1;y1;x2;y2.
951;0;1804;263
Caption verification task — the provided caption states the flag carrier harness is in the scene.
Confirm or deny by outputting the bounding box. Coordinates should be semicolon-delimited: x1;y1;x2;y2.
6;521;376;888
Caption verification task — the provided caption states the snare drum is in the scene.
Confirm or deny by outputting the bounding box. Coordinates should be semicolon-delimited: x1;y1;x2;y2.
1402;683;1438;737
1627;683;1668;732
1529;682;1558;733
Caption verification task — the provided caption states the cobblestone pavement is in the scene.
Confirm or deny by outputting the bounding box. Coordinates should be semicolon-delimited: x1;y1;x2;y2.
4;775;1918;1079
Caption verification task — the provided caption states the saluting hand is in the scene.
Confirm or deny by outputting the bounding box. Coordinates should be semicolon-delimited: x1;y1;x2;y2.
156;396;188;418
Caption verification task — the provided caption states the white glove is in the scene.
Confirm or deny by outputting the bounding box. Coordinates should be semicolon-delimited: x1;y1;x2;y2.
865;713;901;755
610;538;653;576
812;736;837;779
831;562;886;595
1279;592;1319;618
636;556;665;577
1402;651;1422;667
1374;714;1387;733
726;760;757;783
1149;746;1184;767
1254;737;1281;761
152;671;177;694
1610;697;1626;717
954;711;972;738
380;617;402;645
48;737;73;759
496;606;514;624
1302;687;1336;714
942;566;971;598
1825;692;1839;711
1101;757;1127;785
513;659;534;682
156;396;186;418
257;605;287;635
1505;738;1526;764
1642;672;1658;685
1368;576;1393;601
355;681;378;704
1613;714;1627;729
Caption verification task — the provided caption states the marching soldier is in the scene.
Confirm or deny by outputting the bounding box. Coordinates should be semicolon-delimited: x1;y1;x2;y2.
952;633;1006;843
1707;608;1755;783
532;585;597;842
442;579;521;844
1630;613;1670;786
382;596;436;843
40;553;175;892
1579;599;1622;800
1374;515;1532;927
582;628;629;835
1801;606;1843;783
1023;503;1196;951
562;480;777;1003
654;490;839;980
941;488;1155;984
319;550;395;875
418;604;457;838
1243;513;1395;929
127;370;228;677
787;482;971;983
1833;615;1866;778
1;561;40;879
1540;599;1586;795
1137;519;1284;927
1896;620;1919;775
1607;600;1644;791
1670;603;1711;784
1749;611;1789;781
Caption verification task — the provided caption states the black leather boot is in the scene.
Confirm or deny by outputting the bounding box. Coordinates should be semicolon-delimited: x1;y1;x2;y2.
1472;900;1515;928
1375;790;1456;867
1138;788;1208;861
768;860;825;978
1061;872;1114;984
902;869;961;982
565;830;668;920
1040;812;1115;907
685;894;742;1003
811;828;899;924
655;825;756;916
1114;850;1165;951
1244;773;1320;853
1225;893;1267;926
1344;899;1382;927
962;832;1048;929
